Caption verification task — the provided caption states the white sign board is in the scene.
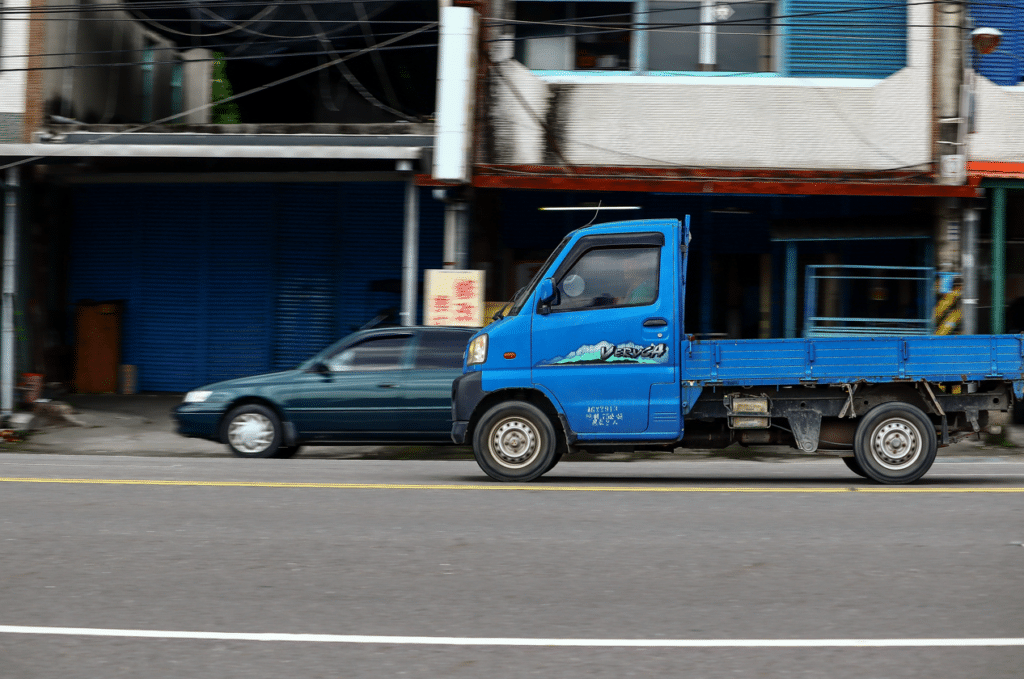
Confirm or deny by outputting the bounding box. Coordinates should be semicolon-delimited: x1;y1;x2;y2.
423;269;486;327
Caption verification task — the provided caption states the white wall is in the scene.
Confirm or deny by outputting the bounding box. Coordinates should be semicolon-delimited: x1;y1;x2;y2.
969;79;1024;163
490;0;934;172
0;0;30;120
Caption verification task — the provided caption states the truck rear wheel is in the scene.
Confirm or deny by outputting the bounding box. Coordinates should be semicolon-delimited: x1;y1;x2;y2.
841;455;869;479
473;401;558;482
853;403;937;484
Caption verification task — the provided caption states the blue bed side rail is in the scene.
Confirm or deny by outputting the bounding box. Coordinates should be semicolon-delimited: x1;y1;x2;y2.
681;334;1024;386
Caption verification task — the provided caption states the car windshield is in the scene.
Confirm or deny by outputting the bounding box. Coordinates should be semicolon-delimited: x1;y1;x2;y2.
506;235;571;317
296;338;349;371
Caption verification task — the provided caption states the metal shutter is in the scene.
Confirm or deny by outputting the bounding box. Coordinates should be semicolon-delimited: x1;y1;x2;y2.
206;185;275;382
785;0;907;78
272;184;341;370
70;182;440;391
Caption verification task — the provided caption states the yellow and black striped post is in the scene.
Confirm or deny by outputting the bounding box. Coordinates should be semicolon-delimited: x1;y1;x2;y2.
934;283;961;335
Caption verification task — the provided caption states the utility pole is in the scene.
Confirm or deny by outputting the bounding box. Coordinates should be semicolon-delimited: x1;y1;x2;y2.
933;1;967;334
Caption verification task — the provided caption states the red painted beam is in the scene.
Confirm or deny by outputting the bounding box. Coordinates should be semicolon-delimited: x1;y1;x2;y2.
968;161;1024;180
417;173;982;198
417;164;984;197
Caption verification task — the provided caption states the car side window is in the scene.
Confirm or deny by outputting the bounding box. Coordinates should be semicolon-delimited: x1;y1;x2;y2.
415;331;474;369
554;246;660;312
325;336;411;372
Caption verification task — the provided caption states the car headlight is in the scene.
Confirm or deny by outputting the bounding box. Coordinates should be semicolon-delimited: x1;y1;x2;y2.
467;334;488;366
183;390;213;403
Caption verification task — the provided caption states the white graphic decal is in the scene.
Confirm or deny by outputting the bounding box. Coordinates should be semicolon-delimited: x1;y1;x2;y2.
540;341;669;366
586;405;624;426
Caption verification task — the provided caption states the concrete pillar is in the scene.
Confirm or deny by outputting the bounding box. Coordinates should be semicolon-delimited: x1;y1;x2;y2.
443;201;470;270
182;49;214;124
962;206;979;334
400;175;420;326
2;168;19;419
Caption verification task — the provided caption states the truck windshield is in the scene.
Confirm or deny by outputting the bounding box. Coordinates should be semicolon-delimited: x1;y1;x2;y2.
506;235;570;317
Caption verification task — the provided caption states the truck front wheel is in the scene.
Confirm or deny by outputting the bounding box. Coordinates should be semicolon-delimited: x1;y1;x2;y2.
473;401;558;482
853;403;937;484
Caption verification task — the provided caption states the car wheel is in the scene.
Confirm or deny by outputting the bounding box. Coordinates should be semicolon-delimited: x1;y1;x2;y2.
273;446;302;459
222;404;283;459
853;402;937;484
840;455;869;479
473;401;557;482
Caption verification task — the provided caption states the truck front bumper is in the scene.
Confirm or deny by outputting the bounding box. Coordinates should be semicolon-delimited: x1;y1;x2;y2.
450;371;486;444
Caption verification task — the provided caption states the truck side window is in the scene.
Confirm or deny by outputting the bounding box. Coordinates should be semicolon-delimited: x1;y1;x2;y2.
554;246;659;312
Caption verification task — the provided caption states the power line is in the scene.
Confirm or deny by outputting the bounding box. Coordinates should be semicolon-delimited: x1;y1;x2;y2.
0;40;437;73
0;20;439;172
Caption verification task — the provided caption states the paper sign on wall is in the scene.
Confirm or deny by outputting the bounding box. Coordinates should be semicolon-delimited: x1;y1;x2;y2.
423;269;486;327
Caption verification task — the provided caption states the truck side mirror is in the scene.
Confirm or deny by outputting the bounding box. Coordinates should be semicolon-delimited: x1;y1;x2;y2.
538;278;556;305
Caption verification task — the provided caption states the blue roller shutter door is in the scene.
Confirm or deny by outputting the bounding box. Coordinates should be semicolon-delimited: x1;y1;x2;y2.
208;186;275;380
273;185;341;370
136;185;208;390
785;0;906;78
70;183;444;392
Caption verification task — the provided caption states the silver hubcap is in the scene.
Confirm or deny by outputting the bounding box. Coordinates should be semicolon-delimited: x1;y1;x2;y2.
868;417;922;470
489;417;541;469
228;413;274;454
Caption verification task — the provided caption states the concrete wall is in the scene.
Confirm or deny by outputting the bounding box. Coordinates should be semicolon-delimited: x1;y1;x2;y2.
0;0;30;142
489;0;933;172
39;0;209;126
969;79;1024;163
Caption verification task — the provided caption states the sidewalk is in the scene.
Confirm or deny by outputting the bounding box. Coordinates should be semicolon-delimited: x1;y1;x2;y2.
6;394;474;459
3;393;1022;461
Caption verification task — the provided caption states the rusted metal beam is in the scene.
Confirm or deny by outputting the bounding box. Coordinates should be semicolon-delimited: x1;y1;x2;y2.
417;172;982;198
418;163;984;197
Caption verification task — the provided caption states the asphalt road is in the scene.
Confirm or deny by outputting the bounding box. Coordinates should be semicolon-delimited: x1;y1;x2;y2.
1;454;1022;679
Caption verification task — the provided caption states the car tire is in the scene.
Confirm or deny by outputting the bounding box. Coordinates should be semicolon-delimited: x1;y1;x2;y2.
840;455;869;479
473;401;558;482
222;404;284;459
853;402;937;484
273;446;302;459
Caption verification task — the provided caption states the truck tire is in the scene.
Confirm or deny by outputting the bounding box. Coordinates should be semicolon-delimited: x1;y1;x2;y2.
853;402;937;484
841;455;870;479
222;404;284;459
473;401;558;482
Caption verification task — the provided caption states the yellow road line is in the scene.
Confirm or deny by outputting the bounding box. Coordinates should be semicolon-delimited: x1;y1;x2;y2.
1;477;1023;493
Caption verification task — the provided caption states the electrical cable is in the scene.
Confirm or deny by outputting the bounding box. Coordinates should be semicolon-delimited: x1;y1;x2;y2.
300;1;415;120
0;20;438;172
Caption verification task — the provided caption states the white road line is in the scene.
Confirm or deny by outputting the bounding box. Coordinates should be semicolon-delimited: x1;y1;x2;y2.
0;626;1021;647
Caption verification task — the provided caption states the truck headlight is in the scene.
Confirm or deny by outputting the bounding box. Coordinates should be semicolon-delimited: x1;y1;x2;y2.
183;390;213;403
467;334;488;366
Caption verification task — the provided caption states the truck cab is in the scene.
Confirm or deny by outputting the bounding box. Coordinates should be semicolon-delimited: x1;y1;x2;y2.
452;218;689;480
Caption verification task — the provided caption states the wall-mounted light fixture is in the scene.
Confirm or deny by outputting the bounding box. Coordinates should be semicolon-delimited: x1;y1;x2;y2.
970;27;1003;56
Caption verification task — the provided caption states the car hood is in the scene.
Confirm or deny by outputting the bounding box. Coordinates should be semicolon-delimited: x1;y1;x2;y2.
199;370;306;393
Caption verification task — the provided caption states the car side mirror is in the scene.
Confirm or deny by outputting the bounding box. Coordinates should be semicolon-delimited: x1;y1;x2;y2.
308;361;330;375
538;278;556;304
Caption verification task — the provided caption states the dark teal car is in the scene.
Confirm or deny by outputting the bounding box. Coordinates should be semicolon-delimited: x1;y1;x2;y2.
174;326;475;458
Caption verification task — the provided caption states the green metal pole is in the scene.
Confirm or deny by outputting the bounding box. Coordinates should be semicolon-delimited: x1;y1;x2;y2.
785;242;797;338
992;187;1006;334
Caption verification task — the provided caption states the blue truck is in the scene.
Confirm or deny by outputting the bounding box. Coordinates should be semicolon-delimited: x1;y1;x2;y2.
451;217;1024;484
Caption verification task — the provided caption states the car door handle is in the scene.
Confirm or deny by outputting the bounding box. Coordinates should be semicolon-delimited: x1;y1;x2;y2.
643;317;668;327
377;383;400;389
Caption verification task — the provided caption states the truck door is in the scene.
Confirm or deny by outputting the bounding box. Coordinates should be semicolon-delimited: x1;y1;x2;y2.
531;232;677;435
